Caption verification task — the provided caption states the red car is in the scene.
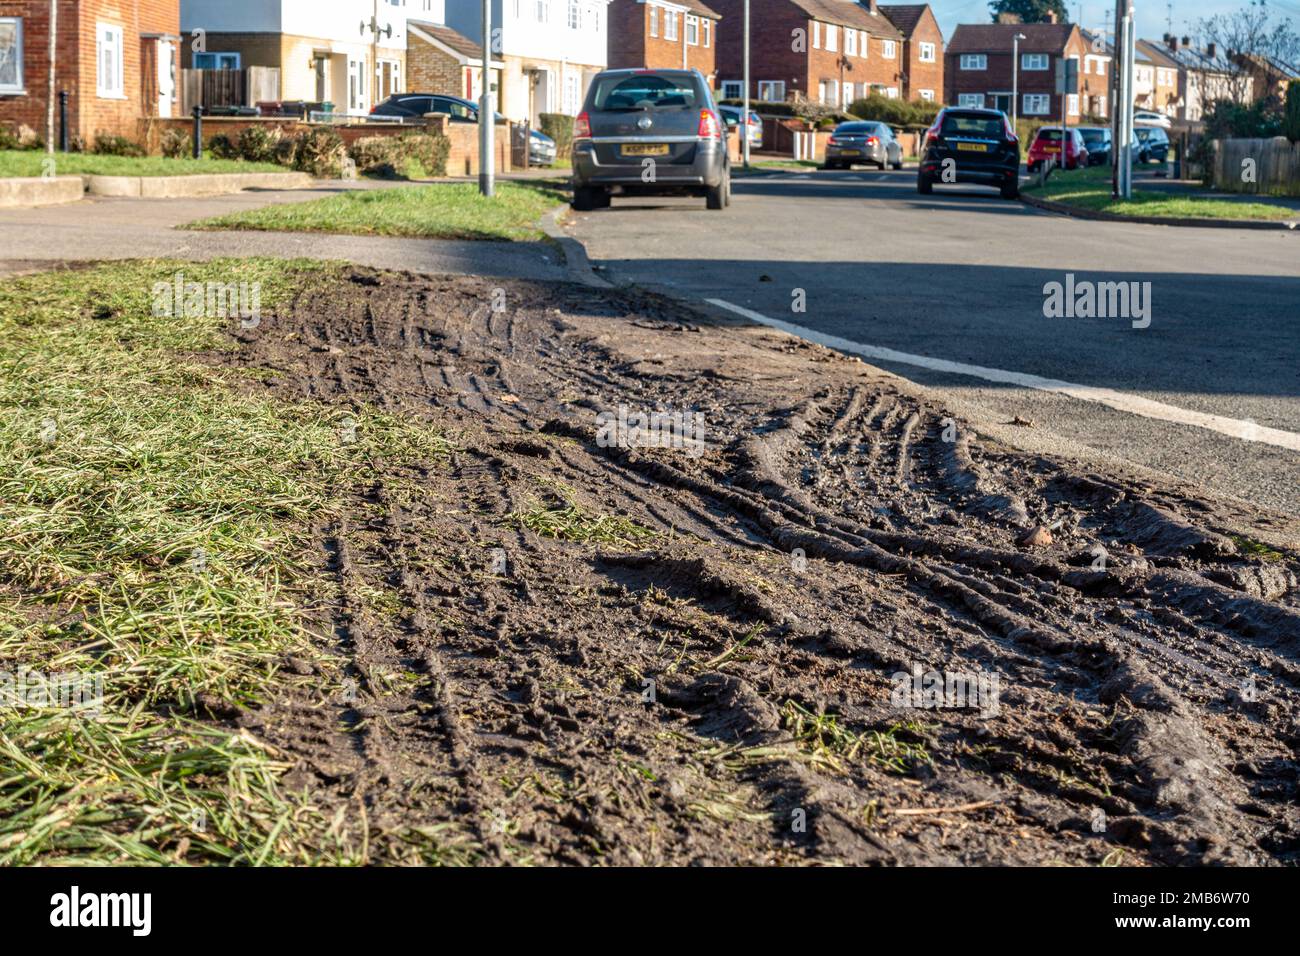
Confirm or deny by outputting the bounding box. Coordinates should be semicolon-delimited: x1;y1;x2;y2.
1027;127;1089;172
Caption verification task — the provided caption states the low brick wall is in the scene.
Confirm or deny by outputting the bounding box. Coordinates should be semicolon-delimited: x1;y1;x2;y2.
144;115;513;176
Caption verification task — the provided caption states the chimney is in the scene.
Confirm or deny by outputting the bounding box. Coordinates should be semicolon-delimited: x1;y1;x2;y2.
996;12;1022;24
1181;36;1190;47
1044;10;1058;23
861;0;878;13
1206;42;1216;60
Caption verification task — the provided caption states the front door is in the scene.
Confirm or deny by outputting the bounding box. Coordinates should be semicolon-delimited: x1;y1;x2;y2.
157;40;175;117
991;93;1012;114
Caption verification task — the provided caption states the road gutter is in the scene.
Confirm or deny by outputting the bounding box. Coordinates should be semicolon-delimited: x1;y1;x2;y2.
1020;192;1300;230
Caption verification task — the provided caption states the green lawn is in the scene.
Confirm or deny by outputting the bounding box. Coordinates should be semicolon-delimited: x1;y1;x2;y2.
189;180;568;241
0;259;449;864
1024;166;1299;222
0;149;285;178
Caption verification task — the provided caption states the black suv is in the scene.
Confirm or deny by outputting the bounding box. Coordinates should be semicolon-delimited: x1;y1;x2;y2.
371;93;479;121
571;68;730;211
1135;126;1170;164
917;107;1021;200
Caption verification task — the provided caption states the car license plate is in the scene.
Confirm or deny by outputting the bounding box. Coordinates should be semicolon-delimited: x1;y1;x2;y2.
622;144;669;157
1043;146;1060;153
839;149;861;156
956;142;987;152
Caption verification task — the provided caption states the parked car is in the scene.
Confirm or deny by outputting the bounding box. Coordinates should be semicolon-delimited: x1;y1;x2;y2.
1133;109;1172;129
571;68;730;211
1027;127;1089;172
1077;126;1112;166
823;121;904;170
530;129;557;167
917;107;1021;199
1134;126;1171;164
372;93;482;122
718;105;763;150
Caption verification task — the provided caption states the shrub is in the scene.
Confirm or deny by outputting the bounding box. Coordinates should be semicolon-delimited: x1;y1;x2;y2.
237;124;282;163
1285;80;1300;144
207;133;240;159
294;127;347;178
395;132;449;178
160;128;192;159
348;132;451;179
349;135;403;177
91;134;146;157
0;127;20;150
539;112;574;161
274;133;301;168
848;94;939;128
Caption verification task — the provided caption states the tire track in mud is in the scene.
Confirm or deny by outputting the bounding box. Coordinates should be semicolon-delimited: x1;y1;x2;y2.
206;266;1300;866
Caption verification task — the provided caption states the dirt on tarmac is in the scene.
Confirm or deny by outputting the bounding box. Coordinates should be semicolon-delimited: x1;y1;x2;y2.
206;266;1300;866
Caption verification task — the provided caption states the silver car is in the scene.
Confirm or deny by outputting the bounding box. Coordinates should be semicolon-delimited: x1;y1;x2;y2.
823;121;904;170
571;68;730;211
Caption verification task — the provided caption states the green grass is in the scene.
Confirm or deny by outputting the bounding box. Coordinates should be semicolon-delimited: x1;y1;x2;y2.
0;259;450;864
507;502;656;546
1024;165;1299;221
189;180;568;241
0;149;285;178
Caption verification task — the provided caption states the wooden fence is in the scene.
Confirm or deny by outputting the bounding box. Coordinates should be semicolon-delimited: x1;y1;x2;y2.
1213;137;1300;197
181;67;281;113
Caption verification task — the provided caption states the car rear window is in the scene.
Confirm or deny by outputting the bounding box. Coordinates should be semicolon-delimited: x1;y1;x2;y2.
590;73;701;111
941;114;1004;138
1035;129;1064;142
1079;129;1107;143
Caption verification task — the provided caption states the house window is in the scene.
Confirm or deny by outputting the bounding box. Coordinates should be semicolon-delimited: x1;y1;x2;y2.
721;80;742;99
758;80;785;102
860;31;869;57
882;40;896;58
845;28;856;57
1023;93;1050;115
1068;93;1079;115
826;25;837;53
960;54;986;70
650;7;658;37
97;23;125;98
564;73;581;114
686;15;698;45
1021;53;1048;70
919;41;935;63
918;88;934;101
703;19;711;47
665;11;678;41
1097;59;1106;76
958;93;985;107
194;52;241;70
536;0;549;22
568;0;579;28
812;22;820;50
0;18;23;94
885;86;898;98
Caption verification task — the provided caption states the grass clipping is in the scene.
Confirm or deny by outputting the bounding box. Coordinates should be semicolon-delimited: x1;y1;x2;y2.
0;259;449;864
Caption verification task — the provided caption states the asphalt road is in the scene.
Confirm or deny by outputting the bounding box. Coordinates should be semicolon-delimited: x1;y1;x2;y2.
565;166;1300;515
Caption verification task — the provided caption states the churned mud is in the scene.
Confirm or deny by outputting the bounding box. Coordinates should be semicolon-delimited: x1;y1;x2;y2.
210;267;1299;866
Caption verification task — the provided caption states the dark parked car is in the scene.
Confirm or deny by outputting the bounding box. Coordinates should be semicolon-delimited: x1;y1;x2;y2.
718;105;763;150
1135;125;1170;164
371;93;483;122
917;107;1021;199
1077;126;1112;166
571;68;730;211
823;121;903;170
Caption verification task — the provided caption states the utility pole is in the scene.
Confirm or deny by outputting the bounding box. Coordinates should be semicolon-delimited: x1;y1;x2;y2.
1112;0;1135;198
1012;32;1026;127
46;0;57;157
479;0;494;197
742;0;750;170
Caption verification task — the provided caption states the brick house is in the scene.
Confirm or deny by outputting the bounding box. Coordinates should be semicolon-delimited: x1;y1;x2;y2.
711;0;906;107
945;19;1088;121
0;0;181;145
607;0;720;81
877;4;941;103
407;20;503;104
1077;28;1111;118
1135;39;1180;118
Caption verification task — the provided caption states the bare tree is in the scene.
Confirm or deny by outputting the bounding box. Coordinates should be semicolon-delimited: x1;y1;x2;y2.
1196;0;1300;106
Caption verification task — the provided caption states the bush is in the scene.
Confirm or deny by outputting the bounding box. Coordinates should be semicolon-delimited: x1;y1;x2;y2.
848;94;940;128
347;132;451;179
0;127;20;150
539;112;574;161
207;133;240;159
395;132;449;178
294;127;347;179
236;124;282;163
160;128;192;159
1285;80;1300;144
349;135;402;177
91;134;146;157
275;133;301;168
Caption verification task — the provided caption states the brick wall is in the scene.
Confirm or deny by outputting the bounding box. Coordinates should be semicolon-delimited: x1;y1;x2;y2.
946;31;1090;118
0;1;79;143
408;38;468;98
898;7;943;102
608;1;719;76
712;0;806;101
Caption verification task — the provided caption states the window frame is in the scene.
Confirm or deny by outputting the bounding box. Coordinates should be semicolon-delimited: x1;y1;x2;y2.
882;39;896;59
757;80;785;102
1022;93;1050;115
1021;53;1049;71
919;41;935;63
959;53;986;70
0;17;24;94
97;22;126;99
957;93;985;108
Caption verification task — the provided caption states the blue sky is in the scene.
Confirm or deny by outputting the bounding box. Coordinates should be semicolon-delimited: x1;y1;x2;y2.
927;0;1300;45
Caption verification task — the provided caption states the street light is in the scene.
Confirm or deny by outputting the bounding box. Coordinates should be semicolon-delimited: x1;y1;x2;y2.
1012;32;1027;127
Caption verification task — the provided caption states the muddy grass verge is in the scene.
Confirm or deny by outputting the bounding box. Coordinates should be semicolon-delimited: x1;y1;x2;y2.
4;261;1299;865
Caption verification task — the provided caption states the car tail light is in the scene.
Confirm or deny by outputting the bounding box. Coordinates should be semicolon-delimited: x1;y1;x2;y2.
828;137;841;146
866;136;879;146
574;111;591;139
925;124;940;146
698;109;722;139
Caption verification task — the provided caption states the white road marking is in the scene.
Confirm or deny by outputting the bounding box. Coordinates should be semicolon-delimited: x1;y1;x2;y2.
706;298;1300;452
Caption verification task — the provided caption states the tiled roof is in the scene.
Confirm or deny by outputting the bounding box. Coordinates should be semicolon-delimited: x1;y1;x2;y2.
947;22;1075;55
878;4;927;37
788;0;904;39
409;21;482;60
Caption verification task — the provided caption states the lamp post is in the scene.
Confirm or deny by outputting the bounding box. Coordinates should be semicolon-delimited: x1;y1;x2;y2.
742;0;750;169
479;0;494;197
1012;32;1027;127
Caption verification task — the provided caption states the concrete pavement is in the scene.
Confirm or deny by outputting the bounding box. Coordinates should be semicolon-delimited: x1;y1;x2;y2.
563;167;1300;514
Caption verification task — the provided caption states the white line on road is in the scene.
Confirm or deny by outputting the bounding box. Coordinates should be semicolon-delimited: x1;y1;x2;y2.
706;298;1300;453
